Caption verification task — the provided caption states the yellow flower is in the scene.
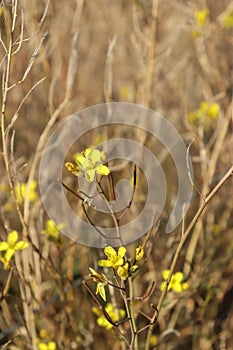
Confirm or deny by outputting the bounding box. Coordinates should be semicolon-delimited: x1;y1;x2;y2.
65;148;110;183
223;12;233;29
117;262;129;281
41;220;64;242
98;246;126;268
195;8;209;27
206;103;220;119
0;231;28;270
92;303;125;330
135;246;144;261
89;267;108;301
160;270;189;293
15;180;38;204
187;101;220;128
37;341;56;350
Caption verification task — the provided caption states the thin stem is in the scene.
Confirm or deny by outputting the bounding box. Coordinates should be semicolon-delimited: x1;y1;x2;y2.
96;180;123;245
128;276;139;350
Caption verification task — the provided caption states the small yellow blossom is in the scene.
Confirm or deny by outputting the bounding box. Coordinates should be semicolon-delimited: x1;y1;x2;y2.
187;101;220;128
223;12;233;29
92;303;125;330
37;341;56;350
15;180;38;204
89;267;108;301
117;262;129;281
98;246;126;268
41;220;64;242
195;8;209;27
135;246;144;261
0;231;28;270
65;148;110;183
160;270;189;293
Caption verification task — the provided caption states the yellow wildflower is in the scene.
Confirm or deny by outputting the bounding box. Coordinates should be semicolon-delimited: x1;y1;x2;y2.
0;231;28;270
98;246;126;268
160;270;189;293
92;303;125;330
65;148;110;183
117;262;129;281
195;9;209;27
187;101;220;128
89;267;108;301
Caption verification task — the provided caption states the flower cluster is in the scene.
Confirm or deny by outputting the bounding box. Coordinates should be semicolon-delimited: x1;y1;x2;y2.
37;329;56;350
89;245;144;301
65;148;110;183
160;270;189;293
0;231;29;270
92;303;125;330
187;101;220;128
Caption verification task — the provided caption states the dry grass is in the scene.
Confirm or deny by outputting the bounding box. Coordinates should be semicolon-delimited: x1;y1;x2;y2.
0;0;233;349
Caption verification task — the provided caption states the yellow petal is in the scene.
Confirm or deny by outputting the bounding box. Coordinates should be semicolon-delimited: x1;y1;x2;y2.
172;282;183;293
174;272;183;282
89;149;101;163
200;101;209;112
92;306;101;316
104;246;117;258
117;262;129;281
96;165;110;176
85;169;96;182
162;269;170;280
182;282;190;291
98;259;112;267
38;343;47;350
84;148;91;156
118;246;126;258
5;248;15;261
14;241;29;250
96;283;106;301
48;341;56;350
0;242;9;251
160;281;166;292
8;231;18;245
207;103;220;119
75;153;85;166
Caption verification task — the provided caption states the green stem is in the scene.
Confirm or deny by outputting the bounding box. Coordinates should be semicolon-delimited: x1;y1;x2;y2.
128;276;139;350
